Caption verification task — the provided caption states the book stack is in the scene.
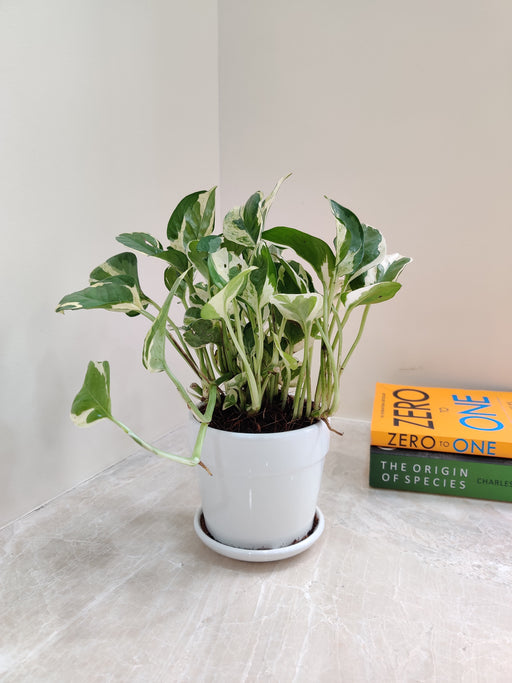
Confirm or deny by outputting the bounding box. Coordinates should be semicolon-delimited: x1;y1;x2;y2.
369;383;512;502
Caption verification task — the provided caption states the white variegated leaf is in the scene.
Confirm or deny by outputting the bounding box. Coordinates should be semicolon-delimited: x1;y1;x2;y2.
70;361;112;426
201;267;257;320
271;293;323;328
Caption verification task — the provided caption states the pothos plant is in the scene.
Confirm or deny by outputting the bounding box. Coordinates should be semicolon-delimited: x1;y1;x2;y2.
56;176;411;471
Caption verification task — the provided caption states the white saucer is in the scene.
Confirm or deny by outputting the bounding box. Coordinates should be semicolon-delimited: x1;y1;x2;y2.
193;507;325;562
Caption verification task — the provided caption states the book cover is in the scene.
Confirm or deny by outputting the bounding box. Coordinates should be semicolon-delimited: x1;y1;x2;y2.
369;446;512;503
371;383;512;458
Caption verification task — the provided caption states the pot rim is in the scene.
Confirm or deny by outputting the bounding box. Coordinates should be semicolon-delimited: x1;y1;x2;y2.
191;414;327;440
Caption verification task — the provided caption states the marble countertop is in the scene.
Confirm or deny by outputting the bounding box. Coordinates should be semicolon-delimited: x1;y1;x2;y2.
2;418;512;682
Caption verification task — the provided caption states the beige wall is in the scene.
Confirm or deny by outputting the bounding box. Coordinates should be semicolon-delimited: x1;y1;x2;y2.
0;0;219;524
2;0;511;525
218;0;512;417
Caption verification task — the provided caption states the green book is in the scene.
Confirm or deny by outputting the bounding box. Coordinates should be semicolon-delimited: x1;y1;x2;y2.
369;446;512;503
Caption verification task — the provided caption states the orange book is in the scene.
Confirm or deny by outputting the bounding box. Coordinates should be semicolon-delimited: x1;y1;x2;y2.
371;383;512;458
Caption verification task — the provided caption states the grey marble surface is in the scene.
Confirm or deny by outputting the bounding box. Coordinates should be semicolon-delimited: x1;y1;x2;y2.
2;418;512;682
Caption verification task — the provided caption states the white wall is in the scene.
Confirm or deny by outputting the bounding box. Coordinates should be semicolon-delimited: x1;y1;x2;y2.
0;0;219;525
218;0;512;416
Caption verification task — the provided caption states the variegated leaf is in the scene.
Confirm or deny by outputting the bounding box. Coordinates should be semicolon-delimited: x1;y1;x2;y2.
341;281;402;313
208;248;244;288
201;267;256;320
271;293;323;329
71;361;112;426
348;224;386;284
263;226;335;287
223;206;257;248
56;275;145;314
260;174;291;223
330;200;365;279
167;187;216;253
143;270;189;372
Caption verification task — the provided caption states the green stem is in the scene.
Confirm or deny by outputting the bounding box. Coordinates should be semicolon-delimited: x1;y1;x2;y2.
189;387;217;470
281;366;291;409
223;315;261;412
317;324;340;416
293;325;310;419
254;306;265;386
112;385;217;470
140;309;202;380
163;360;211;423
340;304;371;372
111;418;200;467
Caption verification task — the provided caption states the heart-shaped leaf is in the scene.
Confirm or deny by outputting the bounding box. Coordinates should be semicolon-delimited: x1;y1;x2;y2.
167;187;216;252
329;200;365;278
341;281;402;313
183;318;222;348
263;226;335;286
71;361;112;426
271;293;323;329
143;270;189;372
201;267;256;320
56;275;145;314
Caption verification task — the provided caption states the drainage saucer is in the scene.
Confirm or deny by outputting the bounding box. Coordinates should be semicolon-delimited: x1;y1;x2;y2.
193;507;325;562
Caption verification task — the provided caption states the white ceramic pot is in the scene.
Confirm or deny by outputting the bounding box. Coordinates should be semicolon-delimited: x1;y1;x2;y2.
191;419;330;551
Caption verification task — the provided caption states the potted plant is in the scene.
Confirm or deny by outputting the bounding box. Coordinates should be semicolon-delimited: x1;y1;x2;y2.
56;176;411;560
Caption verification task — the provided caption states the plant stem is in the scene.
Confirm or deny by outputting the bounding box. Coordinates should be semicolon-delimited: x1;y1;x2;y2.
317;324;339;416
223;314;261;412
111;417;200;467
163;360;211;423
293;325;311;419
340;304;371;373
140;309;202;379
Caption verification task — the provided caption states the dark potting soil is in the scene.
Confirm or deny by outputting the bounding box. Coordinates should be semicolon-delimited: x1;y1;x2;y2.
205;396;317;434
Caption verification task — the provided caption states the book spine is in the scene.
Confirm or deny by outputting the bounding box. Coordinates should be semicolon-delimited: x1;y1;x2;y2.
370;429;512;459
369;447;512;502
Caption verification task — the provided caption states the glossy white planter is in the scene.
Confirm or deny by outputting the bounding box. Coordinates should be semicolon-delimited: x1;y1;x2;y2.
191;419;330;553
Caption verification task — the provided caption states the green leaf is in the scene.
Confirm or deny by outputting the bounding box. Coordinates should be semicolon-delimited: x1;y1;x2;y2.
260;174;291;223
167;188;216;252
201;267;256;320
183;306;201;325
89;252;141;285
223;206;256;248
272;332;299;371
374;253;412;283
329;200;364;278
115;233;189;271
56;275;145;314
284;320;305;347
183;318;222;348
116;232;163;256
222;372;247;410
341;281;402;313
222;176;291;249
271;293;323;328
263;226;335;286
196;235;222;253
243;191;264;244
243;244;277;310
87;252;151;316
143;270;189;372
207;248;244;288
163;265;190;303
347;224;386;289
187;240;210;280
276;258;314;294
71;361;112;426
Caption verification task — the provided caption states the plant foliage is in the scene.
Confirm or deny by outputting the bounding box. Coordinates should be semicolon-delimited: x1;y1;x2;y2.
57;178;411;466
